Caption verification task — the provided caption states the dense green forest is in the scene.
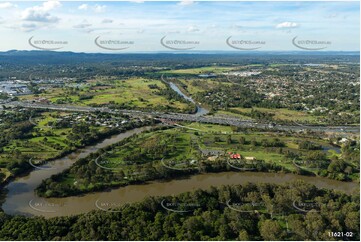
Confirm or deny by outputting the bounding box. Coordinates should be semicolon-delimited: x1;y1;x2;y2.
0;182;359;240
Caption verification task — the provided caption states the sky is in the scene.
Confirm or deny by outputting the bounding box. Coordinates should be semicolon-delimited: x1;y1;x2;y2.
0;0;359;52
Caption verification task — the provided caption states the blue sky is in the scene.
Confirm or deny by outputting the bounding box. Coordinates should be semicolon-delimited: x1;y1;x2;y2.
0;1;359;52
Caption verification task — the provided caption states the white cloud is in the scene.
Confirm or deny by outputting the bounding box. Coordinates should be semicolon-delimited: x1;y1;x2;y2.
325;14;338;19
20;23;38;32
166;30;180;34
275;21;299;29
231;24;243;30
129;0;144;3
187;25;199;32
78;4;88;10
178;1;194;6
94;4;106;13
73;23;92;29
21;1;61;23
78;4;107;13
101;19;113;24
7;22;40;32
42;1;61;11
0;2;16;9
21;11;59;23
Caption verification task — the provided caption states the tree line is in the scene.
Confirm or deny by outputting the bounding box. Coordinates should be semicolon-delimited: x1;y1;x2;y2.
1;181;359;240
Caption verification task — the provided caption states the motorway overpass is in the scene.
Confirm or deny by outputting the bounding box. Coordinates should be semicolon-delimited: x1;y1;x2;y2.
2;101;359;134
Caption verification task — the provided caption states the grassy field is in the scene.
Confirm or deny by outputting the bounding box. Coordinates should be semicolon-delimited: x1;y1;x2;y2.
105;131;196;167
96;123;338;172
0;111;110;167
212;110;254;120
230;107;322;123
20;78;193;112
20;87;69;101
38;122;356;197
83;78;187;109
175;78;232;96
160;66;236;75
0;112;66;165
184;123;234;133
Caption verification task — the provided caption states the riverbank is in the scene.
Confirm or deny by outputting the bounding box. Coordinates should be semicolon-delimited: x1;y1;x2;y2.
1;126;157;216
2;123;359;218
161;74;209;116
0;120;156;189
2;171;359;218
0;182;358;240
34;120;359;199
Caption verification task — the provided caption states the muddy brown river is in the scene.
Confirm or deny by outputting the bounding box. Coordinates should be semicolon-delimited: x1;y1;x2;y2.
1;127;359;218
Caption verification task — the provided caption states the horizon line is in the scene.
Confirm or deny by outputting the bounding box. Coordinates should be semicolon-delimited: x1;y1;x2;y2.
1;49;360;55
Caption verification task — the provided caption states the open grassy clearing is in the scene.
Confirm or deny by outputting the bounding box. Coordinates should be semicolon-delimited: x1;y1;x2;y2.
95;123;339;172
159;66;236;74
20;78;193;112
0;120;66;165
159;64;269;76
0;111;116;169
37;121;357;198
229;107;322;123
212;110;254;120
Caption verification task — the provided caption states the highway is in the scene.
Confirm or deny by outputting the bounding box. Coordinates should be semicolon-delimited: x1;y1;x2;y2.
1;101;359;134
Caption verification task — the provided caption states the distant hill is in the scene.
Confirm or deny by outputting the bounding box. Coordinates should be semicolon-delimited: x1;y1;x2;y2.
0;50;359;65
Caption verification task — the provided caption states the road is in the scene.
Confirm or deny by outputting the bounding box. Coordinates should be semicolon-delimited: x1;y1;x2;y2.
1;101;359;134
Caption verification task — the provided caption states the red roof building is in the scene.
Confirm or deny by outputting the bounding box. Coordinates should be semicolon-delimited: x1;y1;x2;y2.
229;153;241;159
